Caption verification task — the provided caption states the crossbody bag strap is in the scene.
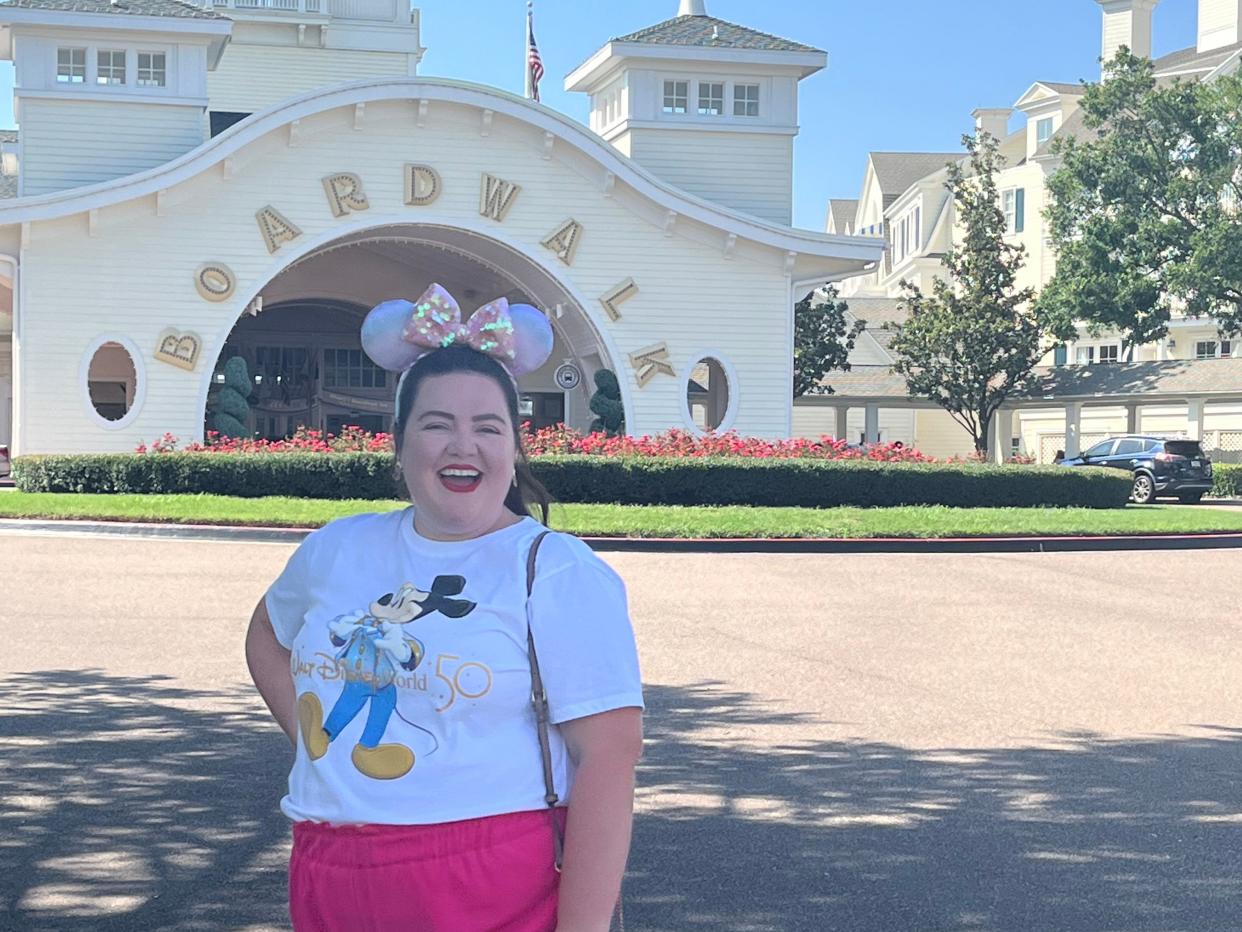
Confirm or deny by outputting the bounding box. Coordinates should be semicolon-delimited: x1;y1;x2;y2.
525;529;564;871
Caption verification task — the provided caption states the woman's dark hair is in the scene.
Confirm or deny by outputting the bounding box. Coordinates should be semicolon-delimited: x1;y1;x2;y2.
393;345;552;525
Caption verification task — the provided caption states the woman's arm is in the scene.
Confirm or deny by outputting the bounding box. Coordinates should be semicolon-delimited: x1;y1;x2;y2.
245;598;296;744
555;706;644;932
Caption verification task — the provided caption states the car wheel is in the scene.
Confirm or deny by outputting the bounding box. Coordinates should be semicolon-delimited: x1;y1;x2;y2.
1178;491;1204;505
1131;472;1156;505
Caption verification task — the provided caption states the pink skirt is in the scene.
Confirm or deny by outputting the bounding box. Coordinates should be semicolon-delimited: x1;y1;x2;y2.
289;808;566;932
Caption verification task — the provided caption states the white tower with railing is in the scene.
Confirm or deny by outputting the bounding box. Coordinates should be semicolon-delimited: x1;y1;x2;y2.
0;0;423;196
0;0;233;196
565;0;826;225
204;0;424;128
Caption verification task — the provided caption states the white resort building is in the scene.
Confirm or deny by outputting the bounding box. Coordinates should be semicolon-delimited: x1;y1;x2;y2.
802;0;1242;463
0;0;885;454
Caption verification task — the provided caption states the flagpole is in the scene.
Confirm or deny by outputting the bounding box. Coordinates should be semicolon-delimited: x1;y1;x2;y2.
524;1;534;100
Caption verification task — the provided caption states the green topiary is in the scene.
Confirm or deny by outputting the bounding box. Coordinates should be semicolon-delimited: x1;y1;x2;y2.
588;368;625;436
207;356;253;438
211;413;248;438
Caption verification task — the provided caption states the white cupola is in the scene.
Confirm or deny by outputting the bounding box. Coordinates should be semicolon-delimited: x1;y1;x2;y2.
565;1;826;226
1095;0;1160;73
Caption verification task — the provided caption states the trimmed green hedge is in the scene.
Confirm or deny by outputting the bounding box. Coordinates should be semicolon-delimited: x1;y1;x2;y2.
1212;463;1242;498
13;453;1132;509
12;453;399;500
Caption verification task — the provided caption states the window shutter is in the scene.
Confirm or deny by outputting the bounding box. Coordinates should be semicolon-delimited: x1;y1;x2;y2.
1015;188;1025;233
1054;343;1067;366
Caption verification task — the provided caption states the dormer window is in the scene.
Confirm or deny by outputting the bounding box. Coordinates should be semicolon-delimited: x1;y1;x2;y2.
733;83;759;117
97;50;126;86
1036;116;1055;145
697;82;723;116
662;80;688;114
56;47;86;84
137;52;167;88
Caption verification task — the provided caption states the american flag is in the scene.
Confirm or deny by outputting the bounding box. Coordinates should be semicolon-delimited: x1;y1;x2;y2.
526;3;544;102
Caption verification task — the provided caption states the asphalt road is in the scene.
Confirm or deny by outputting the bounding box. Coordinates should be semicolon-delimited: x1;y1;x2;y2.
1;533;1240;931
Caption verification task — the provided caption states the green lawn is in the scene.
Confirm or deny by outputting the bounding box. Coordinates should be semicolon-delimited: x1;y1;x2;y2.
1;492;1241;538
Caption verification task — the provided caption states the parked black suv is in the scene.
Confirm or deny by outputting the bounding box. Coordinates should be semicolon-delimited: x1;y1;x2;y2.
1059;435;1213;504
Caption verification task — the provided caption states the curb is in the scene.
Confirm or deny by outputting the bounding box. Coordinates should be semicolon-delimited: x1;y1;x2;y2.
4;517;1242;553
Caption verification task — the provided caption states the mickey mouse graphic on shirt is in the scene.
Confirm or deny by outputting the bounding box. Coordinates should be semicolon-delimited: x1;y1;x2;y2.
297;576;475;780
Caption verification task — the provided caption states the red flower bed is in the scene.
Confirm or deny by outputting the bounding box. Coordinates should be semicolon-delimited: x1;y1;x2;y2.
136;425;393;455
521;424;932;462
137;424;932;463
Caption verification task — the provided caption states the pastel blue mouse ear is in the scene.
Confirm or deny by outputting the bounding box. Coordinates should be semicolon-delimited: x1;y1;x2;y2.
507;303;554;376
361;299;424;372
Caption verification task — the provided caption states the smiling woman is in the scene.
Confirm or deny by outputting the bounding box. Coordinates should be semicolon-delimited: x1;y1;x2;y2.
245;287;643;932
394;344;552;536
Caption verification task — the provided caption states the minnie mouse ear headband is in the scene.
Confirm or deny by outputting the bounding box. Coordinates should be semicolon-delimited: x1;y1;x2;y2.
361;282;554;379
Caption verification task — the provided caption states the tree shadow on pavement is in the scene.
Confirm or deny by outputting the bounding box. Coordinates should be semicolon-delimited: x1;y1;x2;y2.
2;673;1240;932
629;682;1242;932
0;669;292;932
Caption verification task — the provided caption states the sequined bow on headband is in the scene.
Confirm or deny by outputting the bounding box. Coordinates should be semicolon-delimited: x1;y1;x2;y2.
360;282;555;377
401;283;516;363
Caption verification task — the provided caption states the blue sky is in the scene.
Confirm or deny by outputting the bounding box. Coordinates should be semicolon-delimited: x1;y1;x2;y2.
0;0;1203;229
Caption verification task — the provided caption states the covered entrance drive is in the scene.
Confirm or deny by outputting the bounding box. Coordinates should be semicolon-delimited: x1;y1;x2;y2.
795;358;1242;463
211;223;612;439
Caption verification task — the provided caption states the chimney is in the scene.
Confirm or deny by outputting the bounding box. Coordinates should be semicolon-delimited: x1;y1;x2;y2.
972;107;1013;141
1096;0;1159;72
1198;0;1242;52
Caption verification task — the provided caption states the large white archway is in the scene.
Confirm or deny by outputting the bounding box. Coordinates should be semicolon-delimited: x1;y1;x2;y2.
197;219;628;440
1;78;883;454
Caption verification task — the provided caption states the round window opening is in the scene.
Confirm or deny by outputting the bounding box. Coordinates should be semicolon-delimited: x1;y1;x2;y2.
87;342;138;423
686;357;730;432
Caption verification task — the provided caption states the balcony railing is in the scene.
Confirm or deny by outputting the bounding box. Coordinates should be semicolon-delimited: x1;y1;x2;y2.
231;0;322;11
203;0;407;21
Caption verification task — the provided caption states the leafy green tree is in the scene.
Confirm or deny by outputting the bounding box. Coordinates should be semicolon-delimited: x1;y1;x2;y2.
208;356;253;438
887;133;1044;456
793;284;863;398
1042;48;1242;350
588;368;625;436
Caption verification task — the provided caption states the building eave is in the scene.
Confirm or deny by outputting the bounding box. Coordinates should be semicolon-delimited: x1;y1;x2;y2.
1013;81;1084;113
0;6;232;35
565;40;826;92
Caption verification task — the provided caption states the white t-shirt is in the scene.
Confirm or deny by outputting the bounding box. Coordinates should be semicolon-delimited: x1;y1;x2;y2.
264;506;644;826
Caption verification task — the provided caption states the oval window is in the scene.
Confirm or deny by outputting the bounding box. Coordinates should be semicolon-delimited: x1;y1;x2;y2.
686;357;730;432
87;341;138;423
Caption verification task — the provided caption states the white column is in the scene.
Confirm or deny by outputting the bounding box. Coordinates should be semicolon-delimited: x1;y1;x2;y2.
1187;399;1205;441
1125;403;1139;434
4;259;19;457
833;404;849;442
864;404;880;444
992;408;1015;464
563;385;575;431
1065;402;1083;458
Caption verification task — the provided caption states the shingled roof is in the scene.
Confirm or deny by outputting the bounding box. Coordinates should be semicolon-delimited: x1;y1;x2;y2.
1153;39;1242;76
1033;81;1086;96
613;14;821;53
845;298;910;354
869;152;958;206
0;0;224;19
827;198;858;231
